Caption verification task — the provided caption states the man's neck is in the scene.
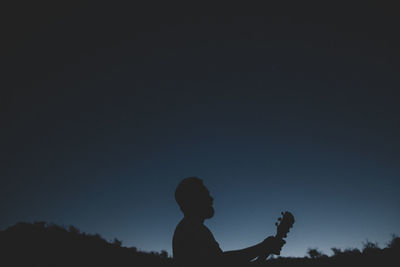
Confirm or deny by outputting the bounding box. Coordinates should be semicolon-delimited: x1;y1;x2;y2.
184;215;205;224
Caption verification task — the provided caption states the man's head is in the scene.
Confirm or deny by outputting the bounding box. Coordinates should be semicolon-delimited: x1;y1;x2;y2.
175;177;214;219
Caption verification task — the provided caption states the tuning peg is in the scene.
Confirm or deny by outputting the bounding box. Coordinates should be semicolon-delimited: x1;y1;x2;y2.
281;212;284;215
275;222;278;226
278;217;282;221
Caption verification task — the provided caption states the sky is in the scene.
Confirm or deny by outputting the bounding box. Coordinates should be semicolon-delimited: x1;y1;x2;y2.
1;2;399;257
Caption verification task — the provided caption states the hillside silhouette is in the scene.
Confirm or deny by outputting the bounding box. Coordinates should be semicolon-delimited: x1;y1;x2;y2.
0;222;173;267
0;222;398;267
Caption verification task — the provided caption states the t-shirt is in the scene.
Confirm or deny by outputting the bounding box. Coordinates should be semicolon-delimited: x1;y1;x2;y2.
173;218;223;267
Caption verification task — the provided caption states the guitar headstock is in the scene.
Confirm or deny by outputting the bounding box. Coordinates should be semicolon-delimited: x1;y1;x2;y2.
275;211;295;239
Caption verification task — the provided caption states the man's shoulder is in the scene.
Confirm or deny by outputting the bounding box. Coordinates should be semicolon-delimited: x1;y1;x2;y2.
173;218;222;261
173;218;219;246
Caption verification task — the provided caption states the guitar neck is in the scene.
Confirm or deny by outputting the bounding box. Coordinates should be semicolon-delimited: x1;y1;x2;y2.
256;211;294;263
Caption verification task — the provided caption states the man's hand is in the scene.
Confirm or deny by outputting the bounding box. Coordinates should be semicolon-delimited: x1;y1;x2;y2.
261;236;286;255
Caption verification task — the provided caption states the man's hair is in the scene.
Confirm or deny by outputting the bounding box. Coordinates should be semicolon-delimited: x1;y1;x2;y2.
175;177;204;213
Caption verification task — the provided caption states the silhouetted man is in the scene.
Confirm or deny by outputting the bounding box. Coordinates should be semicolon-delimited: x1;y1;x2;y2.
173;177;285;267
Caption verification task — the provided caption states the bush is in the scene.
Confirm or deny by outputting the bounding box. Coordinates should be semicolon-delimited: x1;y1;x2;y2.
307;248;326;259
331;247;342;256
362;240;380;254
387;234;400;250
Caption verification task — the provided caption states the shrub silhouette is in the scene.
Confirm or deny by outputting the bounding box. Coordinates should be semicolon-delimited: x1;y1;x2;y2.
343;248;361;256
362;240;380;255
331;247;342;256
112;238;123;248
307;248;326;258
387;234;400;250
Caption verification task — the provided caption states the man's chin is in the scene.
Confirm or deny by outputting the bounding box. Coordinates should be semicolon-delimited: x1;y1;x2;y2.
205;207;214;219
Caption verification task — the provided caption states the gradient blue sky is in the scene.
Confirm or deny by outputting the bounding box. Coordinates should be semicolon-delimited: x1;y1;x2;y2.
1;3;399;257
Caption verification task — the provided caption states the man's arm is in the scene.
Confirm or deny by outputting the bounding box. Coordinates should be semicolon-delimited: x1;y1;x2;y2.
218;236;285;265
221;243;264;263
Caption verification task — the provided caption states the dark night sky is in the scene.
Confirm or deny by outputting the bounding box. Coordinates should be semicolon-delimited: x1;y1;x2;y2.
1;2;399;257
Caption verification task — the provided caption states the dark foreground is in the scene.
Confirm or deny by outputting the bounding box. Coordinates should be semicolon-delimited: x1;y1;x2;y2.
0;222;398;267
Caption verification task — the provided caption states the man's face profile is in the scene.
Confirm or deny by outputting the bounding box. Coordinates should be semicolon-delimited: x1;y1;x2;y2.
197;184;214;219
